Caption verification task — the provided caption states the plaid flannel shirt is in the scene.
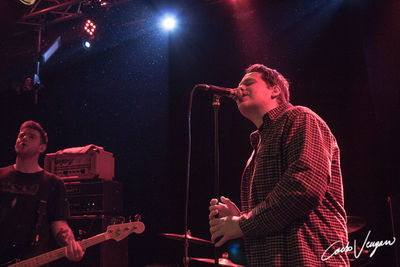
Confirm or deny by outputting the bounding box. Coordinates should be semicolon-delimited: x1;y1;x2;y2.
238;102;349;266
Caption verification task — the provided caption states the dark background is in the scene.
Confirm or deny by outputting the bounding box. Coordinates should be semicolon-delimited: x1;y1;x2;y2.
1;0;399;266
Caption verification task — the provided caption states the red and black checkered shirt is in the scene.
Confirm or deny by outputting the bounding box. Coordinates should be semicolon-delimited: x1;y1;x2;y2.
238;102;349;266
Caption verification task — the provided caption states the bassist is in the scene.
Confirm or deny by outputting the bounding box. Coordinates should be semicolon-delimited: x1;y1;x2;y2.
0;121;84;265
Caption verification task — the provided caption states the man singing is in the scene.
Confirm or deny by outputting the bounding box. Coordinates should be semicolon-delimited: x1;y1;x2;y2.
209;64;349;266
0;121;84;265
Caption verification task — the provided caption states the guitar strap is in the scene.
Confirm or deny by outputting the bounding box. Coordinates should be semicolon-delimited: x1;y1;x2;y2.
31;172;50;248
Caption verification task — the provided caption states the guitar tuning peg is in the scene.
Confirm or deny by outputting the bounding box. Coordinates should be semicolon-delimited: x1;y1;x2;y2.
134;214;141;221
110;217;119;225
128;214;142;222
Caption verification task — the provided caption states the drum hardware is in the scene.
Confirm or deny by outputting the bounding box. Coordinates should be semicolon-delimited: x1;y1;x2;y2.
347;216;366;234
160;231;213;246
189;252;245;267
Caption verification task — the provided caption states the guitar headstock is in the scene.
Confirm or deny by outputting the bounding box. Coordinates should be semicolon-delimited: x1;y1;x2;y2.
105;221;145;242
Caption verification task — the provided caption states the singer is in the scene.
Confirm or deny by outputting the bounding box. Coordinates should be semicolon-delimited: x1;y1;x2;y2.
208;64;349;266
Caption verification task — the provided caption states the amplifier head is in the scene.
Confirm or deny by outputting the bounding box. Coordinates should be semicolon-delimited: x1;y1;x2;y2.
44;150;115;180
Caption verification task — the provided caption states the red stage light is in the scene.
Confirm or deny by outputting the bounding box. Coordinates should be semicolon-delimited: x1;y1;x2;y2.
84;19;96;36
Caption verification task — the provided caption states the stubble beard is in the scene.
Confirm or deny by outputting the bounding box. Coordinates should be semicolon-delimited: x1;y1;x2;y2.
15;145;39;159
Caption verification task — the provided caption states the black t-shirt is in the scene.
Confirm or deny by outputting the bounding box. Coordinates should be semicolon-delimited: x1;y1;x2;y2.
0;165;69;263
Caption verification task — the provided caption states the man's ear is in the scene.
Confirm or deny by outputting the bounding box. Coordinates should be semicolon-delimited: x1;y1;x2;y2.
39;144;47;153
271;85;281;98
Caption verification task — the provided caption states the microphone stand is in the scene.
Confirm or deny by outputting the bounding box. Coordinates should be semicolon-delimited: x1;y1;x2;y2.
212;95;221;267
184;90;222;267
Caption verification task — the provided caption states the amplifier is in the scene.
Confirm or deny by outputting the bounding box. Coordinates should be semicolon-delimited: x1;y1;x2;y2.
44;150;114;180
65;180;123;215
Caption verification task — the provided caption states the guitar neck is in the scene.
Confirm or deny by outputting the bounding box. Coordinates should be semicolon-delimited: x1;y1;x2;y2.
9;233;106;267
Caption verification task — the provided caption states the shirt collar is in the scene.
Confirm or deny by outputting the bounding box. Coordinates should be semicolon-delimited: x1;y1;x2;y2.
249;102;293;149
259;102;293;131
249;131;261;149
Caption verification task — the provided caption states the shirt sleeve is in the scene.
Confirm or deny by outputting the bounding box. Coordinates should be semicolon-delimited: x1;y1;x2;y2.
239;111;334;237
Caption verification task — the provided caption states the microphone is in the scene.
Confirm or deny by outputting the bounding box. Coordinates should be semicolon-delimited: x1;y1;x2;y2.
195;84;243;99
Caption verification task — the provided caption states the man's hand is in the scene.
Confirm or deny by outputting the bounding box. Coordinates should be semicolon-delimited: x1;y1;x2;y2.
209;196;241;220
65;239;84;262
209;216;244;247
51;220;84;262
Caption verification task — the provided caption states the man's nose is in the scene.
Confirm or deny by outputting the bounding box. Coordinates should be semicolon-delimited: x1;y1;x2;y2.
237;86;248;96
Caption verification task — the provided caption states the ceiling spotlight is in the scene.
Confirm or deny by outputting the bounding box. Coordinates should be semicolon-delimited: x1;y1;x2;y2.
83;40;91;49
160;15;177;31
19;0;36;5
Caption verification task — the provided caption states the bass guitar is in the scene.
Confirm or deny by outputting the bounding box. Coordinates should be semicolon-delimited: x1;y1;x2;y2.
3;221;145;267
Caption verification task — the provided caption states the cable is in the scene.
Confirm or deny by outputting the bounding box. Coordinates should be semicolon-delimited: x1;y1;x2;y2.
183;85;197;267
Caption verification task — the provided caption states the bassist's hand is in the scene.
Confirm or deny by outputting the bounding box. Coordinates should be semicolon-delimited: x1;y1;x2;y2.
65;240;84;262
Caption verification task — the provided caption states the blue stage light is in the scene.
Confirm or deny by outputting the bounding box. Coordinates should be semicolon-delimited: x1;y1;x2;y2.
83;41;91;49
160;15;177;31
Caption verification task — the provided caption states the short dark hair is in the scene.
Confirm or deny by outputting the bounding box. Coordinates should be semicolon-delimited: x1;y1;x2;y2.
246;64;290;104
19;120;48;145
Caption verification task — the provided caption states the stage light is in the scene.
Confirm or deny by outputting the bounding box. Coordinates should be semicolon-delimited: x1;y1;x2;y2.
84;19;97;36
19;0;36;5
83;41;91;49
42;36;61;63
160;15;177;31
